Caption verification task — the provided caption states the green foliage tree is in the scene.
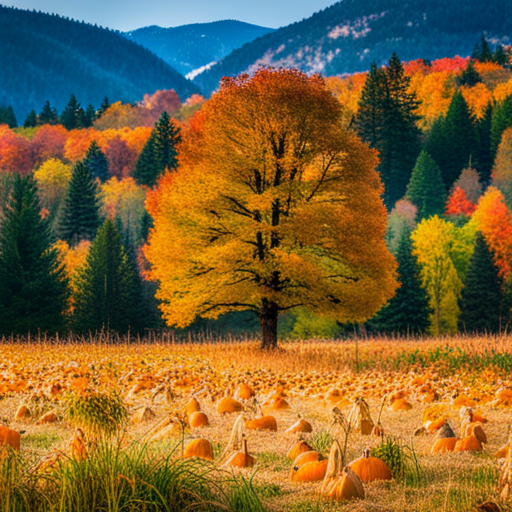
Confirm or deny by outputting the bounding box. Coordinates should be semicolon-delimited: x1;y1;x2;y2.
491;95;512;163
39;100;59;125
474;101;493;184
134;111;181;187
459;232;502;333
355;53;421;207
0;105;17;128
472;36;494;62
83;104;96;127
23;109;38;128
61;94;81;130
370;230;430;334
59;161;101;245
406;150;446;220
83;141;109;182
0;175;68;335
457;60;482;87
73;218;144;334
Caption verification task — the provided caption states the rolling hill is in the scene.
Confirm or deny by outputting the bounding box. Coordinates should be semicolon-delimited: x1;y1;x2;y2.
193;0;512;95
0;6;199;122
125;20;275;79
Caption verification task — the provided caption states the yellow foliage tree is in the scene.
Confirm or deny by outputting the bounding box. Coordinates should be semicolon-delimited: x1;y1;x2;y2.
144;69;398;349
411;215;476;335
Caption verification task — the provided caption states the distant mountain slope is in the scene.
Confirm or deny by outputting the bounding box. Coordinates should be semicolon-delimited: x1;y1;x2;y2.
193;0;512;95
125;20;275;79
0;6;199;122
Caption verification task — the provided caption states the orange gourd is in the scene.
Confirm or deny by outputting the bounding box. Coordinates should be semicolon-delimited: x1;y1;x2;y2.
454;435;482;452
189;411;210;428
0;425;21;452
431;437;459;453
186;397;201;416
226;438;256;468
245;415;277;431
293;450;320;467
216;397;243;414
184;439;214;460
291;459;328;482
287;440;313;460
286;418;313;433
349;449;392;483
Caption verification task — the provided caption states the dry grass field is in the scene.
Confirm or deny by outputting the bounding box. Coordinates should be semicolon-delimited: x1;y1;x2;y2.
1;334;512;511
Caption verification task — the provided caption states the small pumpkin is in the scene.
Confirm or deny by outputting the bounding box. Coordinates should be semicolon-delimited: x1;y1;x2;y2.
291;459;328;482
184;438;214;460
431;437;459;453
225;438;256;468
216;397;243;414
186;397;201;416
265;396;290;410
189;411;210;428
286;418;312;433
0;425;21;452
391;398;413;412
246;415;277;431
349;449;392;483
235;383;255;400
465;422;487;444
454;435;482;452
36;411;58;425
15;405;30;421
287;440;313;460
495;443;509;459
292;450;320;468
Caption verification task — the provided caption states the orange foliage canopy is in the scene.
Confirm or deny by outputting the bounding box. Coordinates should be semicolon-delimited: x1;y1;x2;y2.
145;68;398;347
472;187;512;280
446;187;476;217
0;125;33;174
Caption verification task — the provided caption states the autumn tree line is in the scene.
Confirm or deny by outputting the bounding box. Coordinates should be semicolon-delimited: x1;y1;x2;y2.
0;39;512;343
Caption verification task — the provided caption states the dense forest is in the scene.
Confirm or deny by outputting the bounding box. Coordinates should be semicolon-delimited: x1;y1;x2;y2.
193;0;512;95
0;6;199;122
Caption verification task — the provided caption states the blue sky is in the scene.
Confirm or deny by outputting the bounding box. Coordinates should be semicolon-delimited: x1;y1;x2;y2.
3;0;338;31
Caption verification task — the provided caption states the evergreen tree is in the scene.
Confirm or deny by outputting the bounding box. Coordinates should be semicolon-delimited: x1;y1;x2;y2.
441;91;475;188
0;175;68;335
73;218;144;334
494;45;508;66
424;116;447;172
59;161;101;245
60;94;81;130
39;100;59;125
474;101;493;184
457;60;482;87
83;104;96;127
459;233;502;333
83;140;109;182
23;109;38;128
491;95;512;162
472;36;494;62
370;230;430;334
0;106;17;128
355;53;420;207
134;132;157;187
96;97;110;119
406;151;446;220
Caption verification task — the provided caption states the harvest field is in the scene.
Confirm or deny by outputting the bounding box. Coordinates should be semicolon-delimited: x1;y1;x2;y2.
1;335;512;511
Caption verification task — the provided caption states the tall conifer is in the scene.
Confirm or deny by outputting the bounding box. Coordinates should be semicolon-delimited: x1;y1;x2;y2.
83;141;109;182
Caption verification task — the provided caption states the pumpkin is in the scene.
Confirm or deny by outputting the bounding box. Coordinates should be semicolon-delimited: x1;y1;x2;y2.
292;450;320;467
225;438;256;468
216;397;243;414
0;425;21;452
15;405;30;420
291;459;328;482
391;398;413;411
286;418;313;433
246;415;277;431
425;416;446;433
431;437;459;453
235;383;255;400
349;449;392;483
37;411;58;425
184;438;214;460
186;397;201;416
495;443;509;459
454;435;483;452
321;441;364;501
287;440;313;460
189;411;210;428
464;422;487;444
265;396;290;410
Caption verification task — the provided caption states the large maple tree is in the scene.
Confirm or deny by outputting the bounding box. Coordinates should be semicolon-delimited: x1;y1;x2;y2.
144;68;397;349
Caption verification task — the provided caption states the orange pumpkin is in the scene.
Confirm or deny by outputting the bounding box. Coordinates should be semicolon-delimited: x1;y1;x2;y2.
391;398;413;411
184;439;214;460
189;411;210;428
186;397;201;416
291;459;328;482
349;449;392;483
236;383;255;400
454;435;482;452
286;418;313;433
465;422;487;444
292;450;320;467
216;397;243;414
287;440;313;460
323;468;365;501
431;437;459;453
226;438;256;468
15;405;30;421
0;425;21;452
245;415;277;431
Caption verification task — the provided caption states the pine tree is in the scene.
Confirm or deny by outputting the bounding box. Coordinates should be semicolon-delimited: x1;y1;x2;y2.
472;36;494;62
0;175;68;335
370;230;430;334
442;91;475;189
491;95;512;163
0;106;17;128
457;60;482;87
73;218;143;334
494;45;508;66
83;141;109;182
23;109;38;128
83;104;96;127
60;94;81;130
39;100;59;125
474;101;493;184
424;116;448;172
459;233;502;333
355;53;420;207
96;97;110;119
134;112;182;187
59;161;101;245
406;151;446;220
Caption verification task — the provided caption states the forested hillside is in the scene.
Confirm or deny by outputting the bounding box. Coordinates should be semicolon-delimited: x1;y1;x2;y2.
0;6;199;121
193;0;512;94
125;20;275;78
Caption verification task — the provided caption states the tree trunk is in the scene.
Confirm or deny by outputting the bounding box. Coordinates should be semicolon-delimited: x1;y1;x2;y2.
260;299;279;350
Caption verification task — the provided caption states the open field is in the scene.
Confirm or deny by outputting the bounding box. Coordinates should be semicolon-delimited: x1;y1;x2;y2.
1;335;512;511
